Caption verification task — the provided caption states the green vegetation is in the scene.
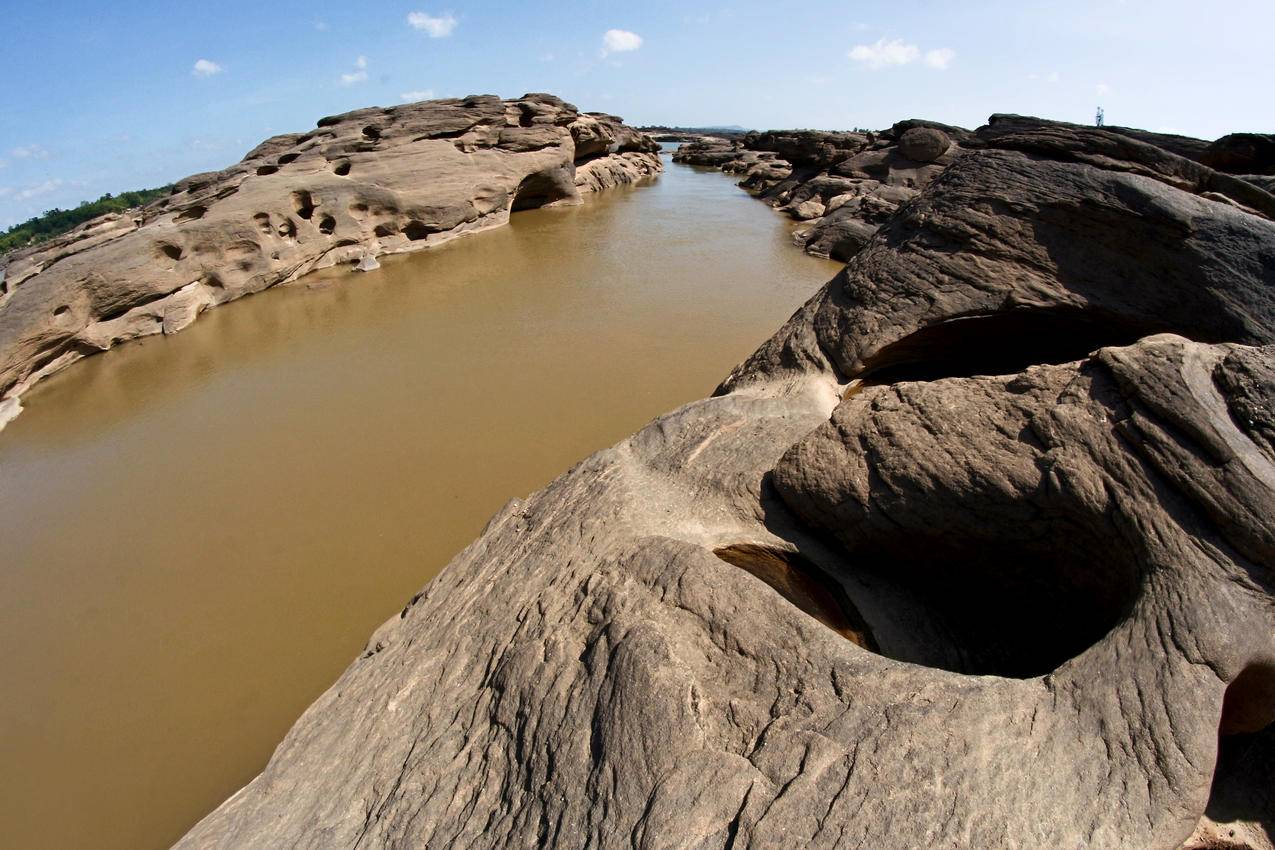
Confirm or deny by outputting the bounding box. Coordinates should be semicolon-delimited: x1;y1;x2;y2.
1;186;173;256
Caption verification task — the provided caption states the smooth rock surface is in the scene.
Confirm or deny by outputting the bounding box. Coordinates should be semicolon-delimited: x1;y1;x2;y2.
177;115;1275;849
0;94;660;427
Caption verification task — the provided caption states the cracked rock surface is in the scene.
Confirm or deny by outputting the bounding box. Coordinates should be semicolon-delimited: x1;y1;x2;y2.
0;94;660;428
170;114;1275;849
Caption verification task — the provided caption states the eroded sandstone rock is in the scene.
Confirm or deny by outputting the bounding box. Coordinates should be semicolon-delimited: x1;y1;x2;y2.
0;94;660;428
176;114;1275;849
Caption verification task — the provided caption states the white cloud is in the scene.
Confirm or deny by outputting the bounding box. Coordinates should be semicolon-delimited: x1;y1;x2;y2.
400;89;436;101
192;59;223;77
848;39;954;70
601;29;643;55
407;11;458;37
0;186;11;197
848;38;919;69
9;144;49;160
314;20;329;31
1097;82;1112;96
924;47;956;70
11;178;79;200
340;55;369;85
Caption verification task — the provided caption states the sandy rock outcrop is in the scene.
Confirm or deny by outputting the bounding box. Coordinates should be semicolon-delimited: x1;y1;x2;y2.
677;119;965;262
0;94;660;428
176;115;1275;849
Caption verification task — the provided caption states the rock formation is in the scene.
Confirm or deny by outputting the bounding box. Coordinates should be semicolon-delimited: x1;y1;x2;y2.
677;117;1275;281
0;94;660;430
175;116;1275;849
676;120;967;262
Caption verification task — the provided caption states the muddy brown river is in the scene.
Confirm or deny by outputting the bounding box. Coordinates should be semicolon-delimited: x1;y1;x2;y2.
0;150;837;849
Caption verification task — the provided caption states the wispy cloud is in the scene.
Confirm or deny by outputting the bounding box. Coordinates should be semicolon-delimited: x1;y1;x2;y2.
924;48;955;69
192;59;223;77
848;38;954;70
9;144;49;160
601;29;643;56
340;55;369;86
407;11;458;37
1028;70;1061;83
3;178;82;201
848;39;917;69
400;89;436;101
314;20;329;31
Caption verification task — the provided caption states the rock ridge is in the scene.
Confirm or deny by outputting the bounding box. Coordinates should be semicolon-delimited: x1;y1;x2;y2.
0;93;661;430
175;115;1275;849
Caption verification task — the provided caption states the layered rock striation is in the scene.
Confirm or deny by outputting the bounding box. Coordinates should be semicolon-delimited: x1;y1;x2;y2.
0;94;660;429
178;116;1275;848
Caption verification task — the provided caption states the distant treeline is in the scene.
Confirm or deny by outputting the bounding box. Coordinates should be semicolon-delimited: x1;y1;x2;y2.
1;186;173;256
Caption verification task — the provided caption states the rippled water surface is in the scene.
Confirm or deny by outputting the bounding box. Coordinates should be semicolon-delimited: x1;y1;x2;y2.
0;150;837;849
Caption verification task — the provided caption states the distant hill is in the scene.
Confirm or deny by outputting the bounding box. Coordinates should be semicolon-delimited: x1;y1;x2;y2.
1;186;172;257
638;124;752;139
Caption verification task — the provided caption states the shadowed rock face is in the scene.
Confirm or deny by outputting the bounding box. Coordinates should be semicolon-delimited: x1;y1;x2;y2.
169;114;1275;850
0;94;660;425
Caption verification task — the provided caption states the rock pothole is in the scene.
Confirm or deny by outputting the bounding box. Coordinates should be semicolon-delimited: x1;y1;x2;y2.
855;308;1167;384
713;544;878;649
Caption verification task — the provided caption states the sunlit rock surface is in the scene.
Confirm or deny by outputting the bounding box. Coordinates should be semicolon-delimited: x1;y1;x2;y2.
0;94;660;425
175;115;1274;849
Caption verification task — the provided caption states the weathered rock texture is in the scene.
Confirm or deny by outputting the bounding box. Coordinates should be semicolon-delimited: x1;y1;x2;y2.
0;94;660;428
176;115;1274;849
678;117;1275;277
676;120;968;262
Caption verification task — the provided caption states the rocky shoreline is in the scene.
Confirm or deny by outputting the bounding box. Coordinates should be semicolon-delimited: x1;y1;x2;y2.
172;114;1274;849
676;117;1275;273
0;94;661;431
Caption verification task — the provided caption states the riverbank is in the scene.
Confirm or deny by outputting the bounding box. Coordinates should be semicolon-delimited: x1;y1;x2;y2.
0;148;836;850
0;94;660;432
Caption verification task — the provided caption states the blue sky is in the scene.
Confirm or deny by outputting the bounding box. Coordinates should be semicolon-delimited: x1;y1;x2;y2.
1;0;1272;228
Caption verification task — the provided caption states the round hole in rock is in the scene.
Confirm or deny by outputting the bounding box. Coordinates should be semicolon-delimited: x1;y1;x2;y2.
373;223;398;238
174;205;207;223
714;545;878;650
511;170;573;212
333;160;352;176
291;190;316;220
256;165;279;176
53;305;71;317
318;216;336;235
403;221;432;241
1219;662;1275;736
857;308;1171;384
362;125;382;140
825;530;1144;678
156;243;183;261
277;152;300;164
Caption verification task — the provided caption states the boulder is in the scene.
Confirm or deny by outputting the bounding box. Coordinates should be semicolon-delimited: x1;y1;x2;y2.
1203;132;1275;176
897;126;952;162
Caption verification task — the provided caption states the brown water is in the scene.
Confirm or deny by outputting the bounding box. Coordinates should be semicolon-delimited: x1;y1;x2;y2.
0;153;837;850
